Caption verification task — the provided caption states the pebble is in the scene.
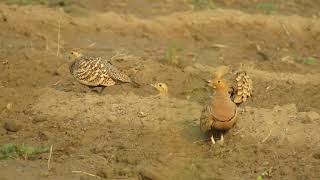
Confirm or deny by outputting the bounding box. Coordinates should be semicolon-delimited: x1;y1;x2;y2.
107;115;117;122
298;111;320;124
0;127;6;135
97;166;114;178
118;167;132;176
139;167;165;180
298;112;313;124
1;14;7;22
38;131;50;141
306;111;320;121
32;115;47;123
138;111;147;117
6;103;13;110
3;120;22;132
313;153;320;160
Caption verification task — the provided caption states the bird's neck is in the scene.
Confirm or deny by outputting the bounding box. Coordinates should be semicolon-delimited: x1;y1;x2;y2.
215;86;229;94
159;90;168;97
212;89;230;100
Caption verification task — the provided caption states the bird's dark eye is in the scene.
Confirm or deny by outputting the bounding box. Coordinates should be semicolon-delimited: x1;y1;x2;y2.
159;84;162;87
217;80;221;83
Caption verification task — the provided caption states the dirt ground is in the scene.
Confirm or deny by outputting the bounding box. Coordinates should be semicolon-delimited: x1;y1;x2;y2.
0;0;320;179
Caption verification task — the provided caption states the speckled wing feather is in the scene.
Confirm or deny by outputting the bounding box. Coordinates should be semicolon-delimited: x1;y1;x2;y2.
200;104;213;134
70;56;115;87
231;71;253;104
101;59;131;83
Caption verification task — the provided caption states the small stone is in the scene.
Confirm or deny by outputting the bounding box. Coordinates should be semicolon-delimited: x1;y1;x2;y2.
118;167;132;176
273;105;281;112
80;176;92;180
138;111;147;117
6;103;13;110
262;161;269;166
298;111;320;124
38;131;50;141
139;167;165;180
126;156;138;165
40;171;50;177
297;112;312;124
306;111;320;121
313;153;320;160
90;144;105;154
1;13;7;22
54;84;64;91
3;120;22;132
106;115;117;122
97;166;114;178
32;115;47;123
95;101;105;106
0;126;7;135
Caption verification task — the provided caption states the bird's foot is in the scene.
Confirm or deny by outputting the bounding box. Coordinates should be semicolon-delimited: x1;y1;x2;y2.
219;134;224;145
90;86;105;94
210;135;216;145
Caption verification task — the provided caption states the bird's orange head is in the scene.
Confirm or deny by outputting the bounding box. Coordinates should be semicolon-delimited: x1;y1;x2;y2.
208;66;230;92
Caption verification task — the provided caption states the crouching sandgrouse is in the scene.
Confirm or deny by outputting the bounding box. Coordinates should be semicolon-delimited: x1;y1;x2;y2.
69;51;132;93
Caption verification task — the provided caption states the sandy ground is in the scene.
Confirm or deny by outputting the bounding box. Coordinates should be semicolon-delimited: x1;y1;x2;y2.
0;0;320;179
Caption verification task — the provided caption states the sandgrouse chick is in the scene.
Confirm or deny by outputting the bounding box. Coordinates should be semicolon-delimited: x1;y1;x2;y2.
151;83;168;97
69;51;131;92
200;66;253;145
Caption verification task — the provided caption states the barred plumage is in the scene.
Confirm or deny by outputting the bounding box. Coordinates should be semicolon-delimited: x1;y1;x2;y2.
69;51;131;88
231;71;253;104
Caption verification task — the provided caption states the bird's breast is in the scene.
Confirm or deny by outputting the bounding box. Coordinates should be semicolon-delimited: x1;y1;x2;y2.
209;93;237;129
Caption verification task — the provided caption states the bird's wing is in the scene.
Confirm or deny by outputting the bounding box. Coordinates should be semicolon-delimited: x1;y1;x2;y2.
99;71;116;86
230;71;253;104
101;58;131;83
200;104;213;133
71;56;115;86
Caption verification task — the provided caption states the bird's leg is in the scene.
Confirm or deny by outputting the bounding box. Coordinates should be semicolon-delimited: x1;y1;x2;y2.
210;135;216;145
98;86;106;94
90;86;105;94
220;133;224;145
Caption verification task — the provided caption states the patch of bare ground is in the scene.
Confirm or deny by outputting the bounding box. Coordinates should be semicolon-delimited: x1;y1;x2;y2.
0;2;319;180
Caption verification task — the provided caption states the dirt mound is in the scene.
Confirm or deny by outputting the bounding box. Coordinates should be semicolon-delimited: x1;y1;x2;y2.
32;88;201;129
28;89;320;179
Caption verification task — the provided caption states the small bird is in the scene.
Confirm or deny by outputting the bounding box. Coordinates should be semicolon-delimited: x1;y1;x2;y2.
69;51;132;93
200;66;253;145
151;83;169;97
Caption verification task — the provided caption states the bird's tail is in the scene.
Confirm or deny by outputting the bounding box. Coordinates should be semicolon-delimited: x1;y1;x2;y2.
232;71;253;105
130;78;141;88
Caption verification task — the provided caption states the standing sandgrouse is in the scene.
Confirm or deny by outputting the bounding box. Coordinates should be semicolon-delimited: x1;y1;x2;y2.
69;51;131;92
200;66;253;145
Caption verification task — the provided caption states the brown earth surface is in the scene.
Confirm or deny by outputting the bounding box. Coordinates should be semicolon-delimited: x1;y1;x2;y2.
0;0;320;179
